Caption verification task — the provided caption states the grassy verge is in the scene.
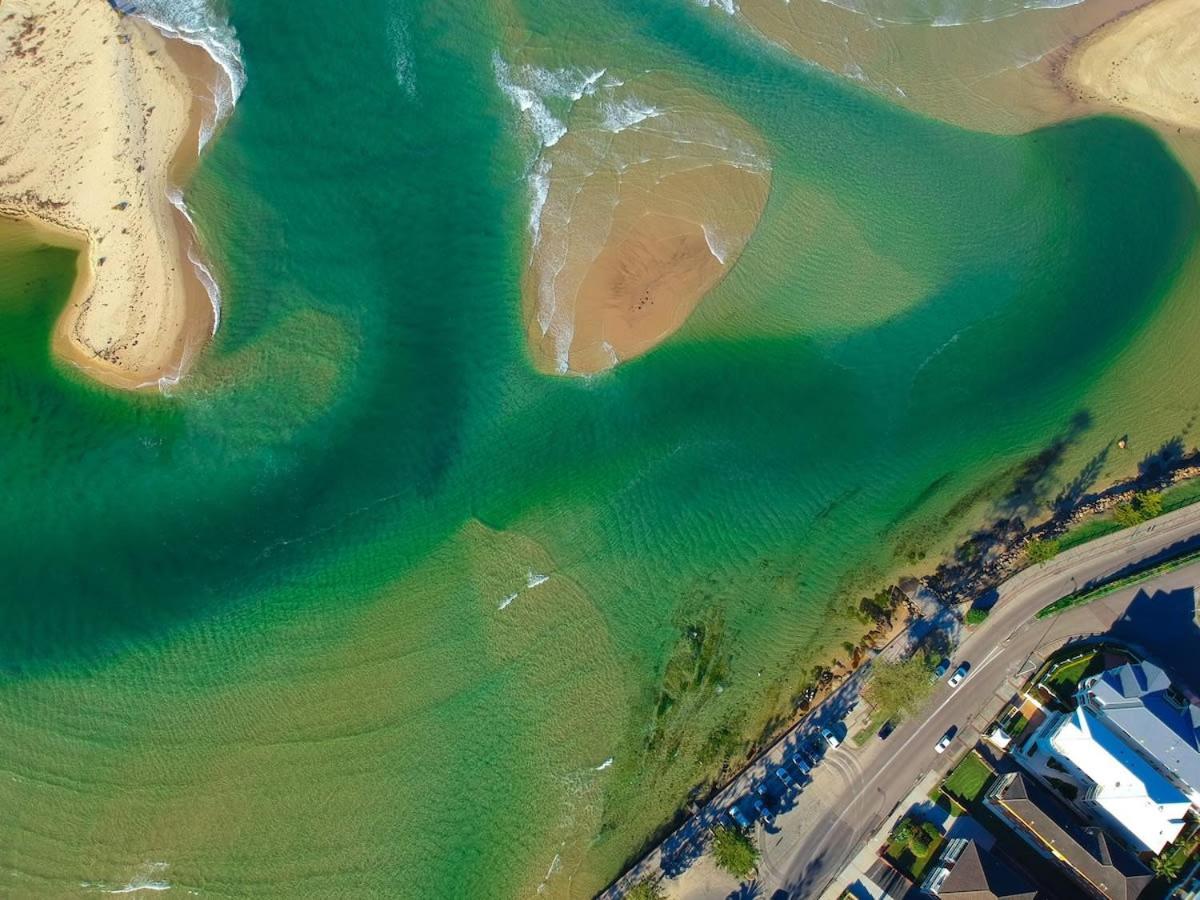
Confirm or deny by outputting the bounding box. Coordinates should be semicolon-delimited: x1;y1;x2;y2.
1056;517;1126;553
1055;477;1200;555
1036;546;1200;619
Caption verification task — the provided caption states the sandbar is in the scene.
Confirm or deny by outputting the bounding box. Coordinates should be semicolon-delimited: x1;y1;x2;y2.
1063;0;1200;133
520;81;771;376
0;0;219;389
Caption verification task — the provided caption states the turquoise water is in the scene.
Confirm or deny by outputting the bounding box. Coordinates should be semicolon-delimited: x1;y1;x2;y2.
0;0;1197;895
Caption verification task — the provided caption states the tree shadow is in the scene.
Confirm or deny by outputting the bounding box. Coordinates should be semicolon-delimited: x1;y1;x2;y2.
997;410;1091;518
777;850;829;900
726;880;763;900
1138;436;1187;481
1054;444;1111;514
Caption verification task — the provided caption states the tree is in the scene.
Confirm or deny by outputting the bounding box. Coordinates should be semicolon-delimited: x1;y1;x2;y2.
711;825;760;879
1025;537;1060;565
863;655;936;724
892;818;914;844
625;877;668;900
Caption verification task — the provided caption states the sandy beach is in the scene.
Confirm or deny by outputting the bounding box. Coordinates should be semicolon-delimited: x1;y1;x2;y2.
1064;0;1200;133
0;0;219;390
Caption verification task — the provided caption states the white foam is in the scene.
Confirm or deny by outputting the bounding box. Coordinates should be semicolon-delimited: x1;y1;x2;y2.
131;0;245;150
701;223;729;265
601;97;661;133
526;571;549;589
82;862;172;894
529;156;553;243
492;54;606;152
167;188;222;336
820;0;1085;27
696;0;739;13
388;14;416;97
594;757;614;771
498;592;518;611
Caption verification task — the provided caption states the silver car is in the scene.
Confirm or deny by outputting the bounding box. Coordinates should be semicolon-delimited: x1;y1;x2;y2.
935;727;956;753
948;662;970;688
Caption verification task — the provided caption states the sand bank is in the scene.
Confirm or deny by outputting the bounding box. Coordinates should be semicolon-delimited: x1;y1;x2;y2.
0;0;220;389
516;78;771;375
1063;0;1200;133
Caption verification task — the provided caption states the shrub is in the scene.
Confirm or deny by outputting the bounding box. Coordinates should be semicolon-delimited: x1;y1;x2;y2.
710;825;759;879
625;877;667;900
892;818;914;843
922;821;941;842
1138;491;1164;518
1026;537;1061;564
1113;491;1166;528
965;608;989;627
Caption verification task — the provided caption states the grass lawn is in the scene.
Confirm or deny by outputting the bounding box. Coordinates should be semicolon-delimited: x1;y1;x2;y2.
942;752;994;804
1044;651;1104;704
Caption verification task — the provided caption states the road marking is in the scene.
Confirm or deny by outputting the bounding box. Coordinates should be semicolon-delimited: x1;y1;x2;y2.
825;641;1007;833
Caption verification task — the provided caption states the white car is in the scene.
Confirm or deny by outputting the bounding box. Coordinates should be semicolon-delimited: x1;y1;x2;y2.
934;728;956;753
948;662;970;688
820;727;841;749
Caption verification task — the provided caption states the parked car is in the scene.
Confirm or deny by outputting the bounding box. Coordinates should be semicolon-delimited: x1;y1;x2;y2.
933;657;951;680
948;662;971;688
728;801;753;829
755;781;771;799
753;797;775;826
820;727;841;749
776;766;795;789
789;751;812;776
877;719;896;740
934;727;957;754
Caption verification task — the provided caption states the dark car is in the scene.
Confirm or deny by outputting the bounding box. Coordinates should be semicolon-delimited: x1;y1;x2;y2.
728;801;753;829
789;751;812;776
755;781;772;799
877;719;896;740
753;797;775;826
933;657;951;680
775;766;795;789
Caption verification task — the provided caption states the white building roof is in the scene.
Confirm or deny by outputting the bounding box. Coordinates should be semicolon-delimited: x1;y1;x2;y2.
1049;706;1192;853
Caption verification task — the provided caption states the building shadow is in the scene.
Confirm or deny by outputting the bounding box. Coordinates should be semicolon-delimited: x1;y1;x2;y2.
1108;585;1199;691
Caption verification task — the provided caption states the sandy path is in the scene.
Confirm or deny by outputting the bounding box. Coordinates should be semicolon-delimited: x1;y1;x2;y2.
0;0;215;389
1065;0;1200;133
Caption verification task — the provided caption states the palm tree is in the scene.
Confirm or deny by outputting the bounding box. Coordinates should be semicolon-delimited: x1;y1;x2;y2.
1152;853;1182;881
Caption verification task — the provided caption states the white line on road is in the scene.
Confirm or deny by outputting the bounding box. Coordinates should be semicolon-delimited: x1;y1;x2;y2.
825;641;1006;833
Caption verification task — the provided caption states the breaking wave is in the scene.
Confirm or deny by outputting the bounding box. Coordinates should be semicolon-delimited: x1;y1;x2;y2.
129;0;245;148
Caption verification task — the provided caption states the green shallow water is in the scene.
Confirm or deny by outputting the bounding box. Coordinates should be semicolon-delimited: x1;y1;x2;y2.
2;0;1199;895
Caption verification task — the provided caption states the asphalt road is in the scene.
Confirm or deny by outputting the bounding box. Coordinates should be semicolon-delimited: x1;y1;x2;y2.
760;502;1200;900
